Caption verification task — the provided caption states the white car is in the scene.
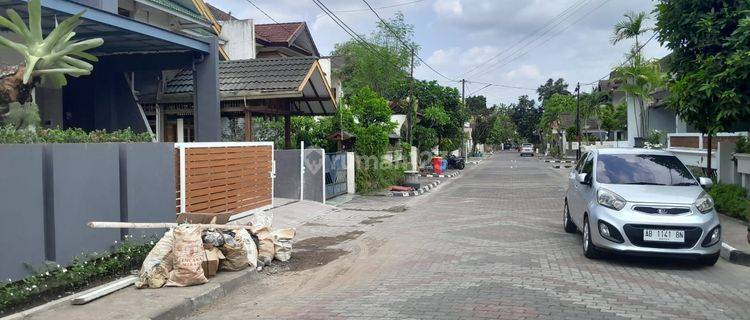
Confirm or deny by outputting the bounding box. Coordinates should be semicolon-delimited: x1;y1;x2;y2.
564;148;721;265
520;143;534;157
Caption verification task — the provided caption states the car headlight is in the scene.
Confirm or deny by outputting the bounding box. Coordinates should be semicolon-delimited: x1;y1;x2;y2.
597;188;626;211
694;191;714;213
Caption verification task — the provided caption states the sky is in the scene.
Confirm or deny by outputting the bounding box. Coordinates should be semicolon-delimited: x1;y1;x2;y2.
207;0;670;106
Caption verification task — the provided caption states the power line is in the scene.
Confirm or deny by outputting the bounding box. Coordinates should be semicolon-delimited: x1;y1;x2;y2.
460;0;592;78
320;0;426;14
242;0;297;34
360;0;457;82
471;0;612;80
581;32;658;87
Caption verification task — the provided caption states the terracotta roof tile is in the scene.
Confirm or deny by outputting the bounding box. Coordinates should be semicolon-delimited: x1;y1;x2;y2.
255;22;304;43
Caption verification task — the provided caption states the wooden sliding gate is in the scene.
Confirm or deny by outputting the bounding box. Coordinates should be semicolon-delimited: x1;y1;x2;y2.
175;142;275;218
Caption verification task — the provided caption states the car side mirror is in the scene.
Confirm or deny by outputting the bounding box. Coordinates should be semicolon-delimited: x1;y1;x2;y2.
577;173;589;185
698;177;713;189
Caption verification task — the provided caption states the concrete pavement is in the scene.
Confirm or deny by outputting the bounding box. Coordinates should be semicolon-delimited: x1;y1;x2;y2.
185;152;750;320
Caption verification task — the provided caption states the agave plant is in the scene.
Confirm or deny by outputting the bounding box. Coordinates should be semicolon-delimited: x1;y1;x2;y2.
0;0;103;106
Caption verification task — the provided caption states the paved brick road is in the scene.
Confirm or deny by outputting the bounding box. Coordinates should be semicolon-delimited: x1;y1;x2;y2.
188;152;750;320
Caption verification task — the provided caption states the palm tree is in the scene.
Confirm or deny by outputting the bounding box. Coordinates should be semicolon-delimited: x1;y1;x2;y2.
611;11;650;52
0;0;102;127
614;50;665;139
611;11;658;141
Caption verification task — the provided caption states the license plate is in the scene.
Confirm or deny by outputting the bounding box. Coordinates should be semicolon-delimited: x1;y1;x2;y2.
643;229;685;242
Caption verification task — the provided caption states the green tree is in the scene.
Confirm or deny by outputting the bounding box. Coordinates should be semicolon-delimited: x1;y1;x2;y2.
613;52;665;138
487;113;517;146
471;114;494;153
655;0;750;175
332;12;416;100
412;80;467;153
598;103;627;140
536;78;570;103
611;11;651;51
348;87;396;159
465;95;487;115
509;95;542;144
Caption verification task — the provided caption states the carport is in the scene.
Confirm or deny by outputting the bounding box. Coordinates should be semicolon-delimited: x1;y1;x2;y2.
0;0;221;141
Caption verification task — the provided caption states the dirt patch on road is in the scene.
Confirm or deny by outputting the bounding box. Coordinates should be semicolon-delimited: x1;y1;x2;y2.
284;248;350;272
302;221;331;227
295;230;364;250
274;230;365;272
360;215;394;225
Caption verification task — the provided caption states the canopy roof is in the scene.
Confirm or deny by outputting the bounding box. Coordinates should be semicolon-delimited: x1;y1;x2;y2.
162;56;337;115
0;0;212;55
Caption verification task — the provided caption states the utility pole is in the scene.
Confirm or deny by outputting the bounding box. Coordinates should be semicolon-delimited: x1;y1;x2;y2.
408;48;414;147
461;79;466;158
575;82;581;161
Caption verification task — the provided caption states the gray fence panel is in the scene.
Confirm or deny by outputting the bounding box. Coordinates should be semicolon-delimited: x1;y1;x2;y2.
48;144;121;265
0;145;46;280
325;152;348;199
273;150;301;200
120;143;175;239
303;149;325;203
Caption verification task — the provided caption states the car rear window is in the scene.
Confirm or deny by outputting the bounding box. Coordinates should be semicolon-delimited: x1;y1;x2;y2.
522;144;533;148
596;154;698;186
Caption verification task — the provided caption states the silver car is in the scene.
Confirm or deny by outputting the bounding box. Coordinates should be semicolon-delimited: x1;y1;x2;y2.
563;148;721;265
520;143;534;157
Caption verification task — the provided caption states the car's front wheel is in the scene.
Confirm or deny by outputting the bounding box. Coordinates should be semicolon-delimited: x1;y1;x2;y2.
698;252;720;266
582;217;600;259
563;201;577;233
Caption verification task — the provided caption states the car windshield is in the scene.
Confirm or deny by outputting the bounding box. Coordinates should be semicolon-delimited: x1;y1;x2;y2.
596;154;698;186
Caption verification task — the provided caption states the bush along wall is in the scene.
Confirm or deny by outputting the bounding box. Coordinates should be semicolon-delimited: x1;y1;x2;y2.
708;183;750;221
0;126;152;144
0;235;156;315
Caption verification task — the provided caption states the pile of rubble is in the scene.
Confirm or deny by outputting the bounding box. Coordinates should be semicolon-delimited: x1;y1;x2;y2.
134;212;295;289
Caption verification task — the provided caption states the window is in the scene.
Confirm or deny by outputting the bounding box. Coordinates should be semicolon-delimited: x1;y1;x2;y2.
596;154;697;186
575;152;588;172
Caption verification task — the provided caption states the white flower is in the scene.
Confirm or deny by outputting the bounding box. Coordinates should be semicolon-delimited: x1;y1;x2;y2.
45;272;50;276
31;285;37;289
56;264;60;268
62;268;68;273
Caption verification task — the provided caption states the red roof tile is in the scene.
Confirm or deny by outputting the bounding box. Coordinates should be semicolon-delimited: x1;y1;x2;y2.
255;22;304;43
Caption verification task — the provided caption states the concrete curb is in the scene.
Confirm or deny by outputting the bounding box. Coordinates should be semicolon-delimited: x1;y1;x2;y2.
149;268;263;320
420;171;461;178
720;242;750;266
389;180;442;197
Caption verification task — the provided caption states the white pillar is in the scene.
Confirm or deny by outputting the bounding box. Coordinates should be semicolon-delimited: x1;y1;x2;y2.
347;152;356;194
300;141;305;201
155;106;163;142
176;118;185;143
626;93;640;146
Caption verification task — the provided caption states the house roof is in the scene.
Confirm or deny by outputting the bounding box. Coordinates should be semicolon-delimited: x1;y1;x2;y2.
255;22;320;57
0;0;211;55
204;2;235;21
142;0;208;24
162;57;336;115
255;22;304;43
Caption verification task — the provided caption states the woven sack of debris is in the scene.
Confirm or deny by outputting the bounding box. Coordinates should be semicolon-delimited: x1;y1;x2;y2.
165;226;208;287
270;228;296;262
237;229;258;268
219;230;249;271
135;229;174;289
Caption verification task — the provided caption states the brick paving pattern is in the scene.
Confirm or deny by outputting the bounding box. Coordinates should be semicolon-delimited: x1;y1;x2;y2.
187;152;750;320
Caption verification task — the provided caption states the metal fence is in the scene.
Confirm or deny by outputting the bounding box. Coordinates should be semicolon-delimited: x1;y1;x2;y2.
325;152;348;199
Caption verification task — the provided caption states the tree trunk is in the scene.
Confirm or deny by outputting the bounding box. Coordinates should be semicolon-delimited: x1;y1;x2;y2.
706;134;713;179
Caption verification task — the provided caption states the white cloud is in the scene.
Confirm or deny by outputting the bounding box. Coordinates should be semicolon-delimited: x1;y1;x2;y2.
459;46;500;67
503;65;541;82
426;47;461;66
433;0;463;16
